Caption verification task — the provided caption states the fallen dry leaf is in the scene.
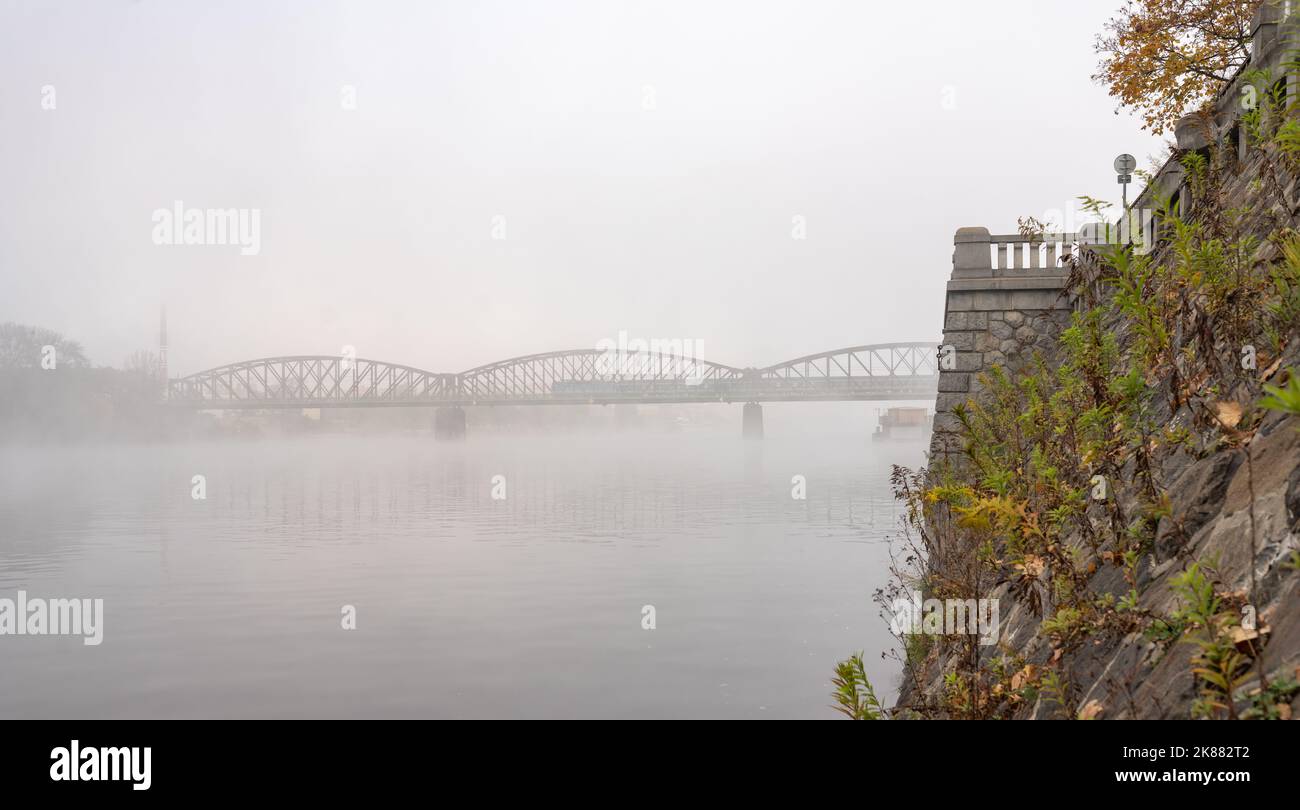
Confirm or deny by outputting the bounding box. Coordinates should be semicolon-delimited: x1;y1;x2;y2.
1078;700;1105;720
1011;664;1038;692
1261;355;1283;382
1212;401;1243;429
1229;626;1259;644
1229;625;1269;655
1020;555;1046;578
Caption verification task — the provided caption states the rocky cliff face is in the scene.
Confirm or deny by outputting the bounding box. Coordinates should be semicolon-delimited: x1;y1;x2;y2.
972;401;1300;719
897;136;1300;720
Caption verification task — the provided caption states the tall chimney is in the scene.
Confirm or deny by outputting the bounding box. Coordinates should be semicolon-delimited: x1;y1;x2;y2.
159;304;168;400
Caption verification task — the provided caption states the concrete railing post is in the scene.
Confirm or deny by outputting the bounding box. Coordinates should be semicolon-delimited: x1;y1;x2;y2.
1253;1;1282;59
952;227;992;278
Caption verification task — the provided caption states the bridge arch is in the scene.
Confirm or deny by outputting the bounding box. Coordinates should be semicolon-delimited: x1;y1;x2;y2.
168;355;453;407
759;342;937;379
749;342;938;401
165;342;938;407
457;348;743;402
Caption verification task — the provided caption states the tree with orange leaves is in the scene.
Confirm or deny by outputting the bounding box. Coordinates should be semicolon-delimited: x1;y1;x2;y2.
1094;0;1259;134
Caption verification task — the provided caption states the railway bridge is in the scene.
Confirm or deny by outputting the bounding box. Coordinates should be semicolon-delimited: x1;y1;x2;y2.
165;342;939;438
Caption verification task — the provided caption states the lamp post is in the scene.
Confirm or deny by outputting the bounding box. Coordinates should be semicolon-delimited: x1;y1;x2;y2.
1114;154;1136;210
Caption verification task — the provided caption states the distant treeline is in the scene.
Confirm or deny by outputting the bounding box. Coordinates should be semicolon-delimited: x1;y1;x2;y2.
0;367;169;443
0;322;171;443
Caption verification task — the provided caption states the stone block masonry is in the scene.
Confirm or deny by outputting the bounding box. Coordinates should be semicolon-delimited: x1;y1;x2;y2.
931;227;1074;457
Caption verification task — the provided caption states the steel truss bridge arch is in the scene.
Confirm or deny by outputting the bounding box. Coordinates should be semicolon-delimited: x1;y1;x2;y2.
167;356;457;408
166;343;939;408
457;348;743;403
749;342;938;401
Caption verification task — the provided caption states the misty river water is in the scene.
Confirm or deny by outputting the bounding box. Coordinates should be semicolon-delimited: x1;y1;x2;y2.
0;408;924;719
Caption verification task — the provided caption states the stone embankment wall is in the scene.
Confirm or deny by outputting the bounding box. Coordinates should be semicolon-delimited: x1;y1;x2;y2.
931;229;1075;458
906;7;1300;718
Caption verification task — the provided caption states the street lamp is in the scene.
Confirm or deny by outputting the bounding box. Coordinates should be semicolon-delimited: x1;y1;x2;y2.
1114;153;1137;210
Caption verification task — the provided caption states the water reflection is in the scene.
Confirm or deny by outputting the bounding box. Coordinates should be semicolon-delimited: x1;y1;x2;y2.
0;429;923;718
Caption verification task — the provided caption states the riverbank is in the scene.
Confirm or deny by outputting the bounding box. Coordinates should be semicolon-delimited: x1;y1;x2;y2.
890;75;1300;718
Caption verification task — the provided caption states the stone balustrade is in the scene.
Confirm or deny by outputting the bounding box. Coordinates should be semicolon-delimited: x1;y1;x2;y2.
952;227;1078;279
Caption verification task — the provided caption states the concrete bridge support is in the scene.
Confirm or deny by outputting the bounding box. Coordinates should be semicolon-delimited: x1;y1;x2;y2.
434;406;467;440
742;402;764;439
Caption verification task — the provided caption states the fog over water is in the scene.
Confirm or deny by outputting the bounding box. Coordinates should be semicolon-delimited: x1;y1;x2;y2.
0;1;1165;719
0;414;921;719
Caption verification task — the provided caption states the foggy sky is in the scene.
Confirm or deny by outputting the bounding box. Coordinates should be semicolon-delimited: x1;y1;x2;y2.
0;0;1164;376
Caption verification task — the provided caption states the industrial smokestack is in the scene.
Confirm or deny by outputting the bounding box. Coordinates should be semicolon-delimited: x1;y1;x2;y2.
159;304;168;400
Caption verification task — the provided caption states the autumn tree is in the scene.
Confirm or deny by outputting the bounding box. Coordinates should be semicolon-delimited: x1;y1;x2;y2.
0;322;90;369
1094;0;1259;133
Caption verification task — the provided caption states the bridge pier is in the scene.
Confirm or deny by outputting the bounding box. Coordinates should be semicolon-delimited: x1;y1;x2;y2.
742;402;764;439
434;406;467;440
